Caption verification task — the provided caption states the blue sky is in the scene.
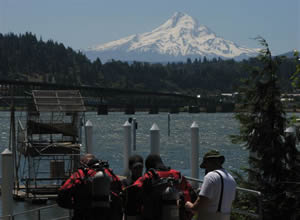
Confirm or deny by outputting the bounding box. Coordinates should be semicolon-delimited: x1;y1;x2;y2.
0;0;299;55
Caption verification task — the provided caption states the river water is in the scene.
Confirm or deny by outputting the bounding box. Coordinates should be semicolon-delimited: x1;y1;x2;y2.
0;111;274;217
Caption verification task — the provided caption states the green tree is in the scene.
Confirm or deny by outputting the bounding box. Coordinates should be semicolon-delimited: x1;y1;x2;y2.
231;37;300;220
290;50;300;89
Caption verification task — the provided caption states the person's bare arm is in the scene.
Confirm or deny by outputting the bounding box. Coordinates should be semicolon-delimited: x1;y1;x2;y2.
185;195;209;213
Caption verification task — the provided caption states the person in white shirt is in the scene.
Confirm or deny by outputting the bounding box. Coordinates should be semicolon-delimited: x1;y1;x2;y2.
185;150;236;220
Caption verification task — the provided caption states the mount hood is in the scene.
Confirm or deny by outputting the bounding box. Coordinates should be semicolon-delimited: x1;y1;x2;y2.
85;12;259;62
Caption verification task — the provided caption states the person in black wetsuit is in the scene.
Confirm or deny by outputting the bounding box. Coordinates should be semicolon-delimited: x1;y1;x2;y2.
122;154;144;219
57;154;123;220
122;154;144;187
125;154;196;220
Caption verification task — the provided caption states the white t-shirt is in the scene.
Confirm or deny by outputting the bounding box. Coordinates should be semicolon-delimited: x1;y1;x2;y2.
199;169;236;214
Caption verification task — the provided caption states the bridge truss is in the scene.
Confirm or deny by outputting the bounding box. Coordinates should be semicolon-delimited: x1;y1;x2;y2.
0;80;197;112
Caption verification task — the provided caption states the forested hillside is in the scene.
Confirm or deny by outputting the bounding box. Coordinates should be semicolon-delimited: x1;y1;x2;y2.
0;33;296;95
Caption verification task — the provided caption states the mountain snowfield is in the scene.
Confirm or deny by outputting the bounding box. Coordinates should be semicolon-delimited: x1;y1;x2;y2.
85;12;260;62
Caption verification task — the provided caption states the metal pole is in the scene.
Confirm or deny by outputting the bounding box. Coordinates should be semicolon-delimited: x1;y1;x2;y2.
132;118;137;151
123;120;131;176
78;116;84;145
150;123;160;155
168;113;170;136
37;209;41;220
191;121;199;188
10;101;18;194
258;194;263;220
1;148;14;220
85;120;93;154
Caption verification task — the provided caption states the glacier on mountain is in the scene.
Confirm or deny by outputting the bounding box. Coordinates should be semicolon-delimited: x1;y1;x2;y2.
85;12;259;62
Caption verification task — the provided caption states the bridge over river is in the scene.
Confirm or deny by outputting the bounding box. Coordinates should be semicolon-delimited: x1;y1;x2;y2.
0;80;198;114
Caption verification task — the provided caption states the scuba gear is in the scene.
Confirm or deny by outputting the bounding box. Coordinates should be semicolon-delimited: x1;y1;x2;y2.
89;170;112;208
161;178;181;220
83;158;109;169
142;169;182;220
57;157;123;220
83;159;122;209
127;154;195;220
82;159;112;208
128;166;195;220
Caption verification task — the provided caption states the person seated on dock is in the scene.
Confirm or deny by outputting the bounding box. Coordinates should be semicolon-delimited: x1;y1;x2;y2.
57;153;123;220
184;150;236;220
124;153;196;220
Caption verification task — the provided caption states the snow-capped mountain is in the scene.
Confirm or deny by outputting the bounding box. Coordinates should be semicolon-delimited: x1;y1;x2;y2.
85;12;259;62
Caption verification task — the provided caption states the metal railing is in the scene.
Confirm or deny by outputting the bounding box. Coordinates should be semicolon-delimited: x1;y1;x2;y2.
185;176;262;220
0;204;71;220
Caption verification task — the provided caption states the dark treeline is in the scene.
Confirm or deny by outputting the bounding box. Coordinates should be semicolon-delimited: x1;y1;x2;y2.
0;32;296;95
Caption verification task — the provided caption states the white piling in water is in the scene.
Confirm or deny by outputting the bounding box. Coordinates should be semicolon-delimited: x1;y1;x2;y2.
123;120;132;176
191;121;199;188
1;148;13;219
85;120;94;154
150;123;160;155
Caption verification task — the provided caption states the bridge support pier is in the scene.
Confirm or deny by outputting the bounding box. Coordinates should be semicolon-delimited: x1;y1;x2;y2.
125;105;135;115
219;103;235;112
206;104;216;113
97;104;108;115
188;106;199;113
149;106;159;114
169;107;179;114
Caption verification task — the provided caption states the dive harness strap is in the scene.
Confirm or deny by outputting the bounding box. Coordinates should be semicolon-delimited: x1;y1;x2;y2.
92;195;111;208
214;170;224;213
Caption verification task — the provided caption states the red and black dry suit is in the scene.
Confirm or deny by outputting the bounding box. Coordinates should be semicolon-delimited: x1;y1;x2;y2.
125;168;196;220
57;161;123;220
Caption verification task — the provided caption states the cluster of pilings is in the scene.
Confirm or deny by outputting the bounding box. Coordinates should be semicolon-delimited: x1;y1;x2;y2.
84;119;200;189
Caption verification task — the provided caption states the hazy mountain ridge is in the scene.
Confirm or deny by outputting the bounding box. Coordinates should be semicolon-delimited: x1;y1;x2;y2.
85;12;260;62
